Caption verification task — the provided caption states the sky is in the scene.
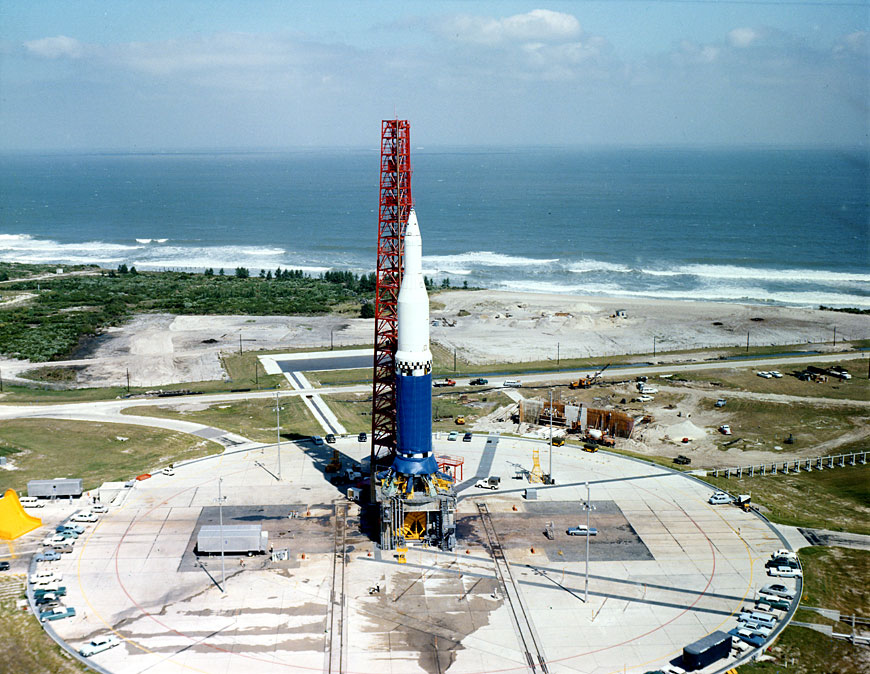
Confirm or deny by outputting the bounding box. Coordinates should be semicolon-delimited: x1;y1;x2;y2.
0;0;867;150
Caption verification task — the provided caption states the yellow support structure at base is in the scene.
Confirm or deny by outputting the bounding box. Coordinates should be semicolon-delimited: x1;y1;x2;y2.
529;447;545;484
0;489;42;540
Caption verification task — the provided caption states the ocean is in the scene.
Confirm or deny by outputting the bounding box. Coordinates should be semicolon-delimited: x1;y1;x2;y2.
1;147;868;308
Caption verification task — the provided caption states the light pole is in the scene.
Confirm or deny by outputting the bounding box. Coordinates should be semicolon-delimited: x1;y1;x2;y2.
330;327;335;350
548;389;554;480
557;342;560;366
585;481;591;602
653;336;656;358
217;477;226;592
276;392;282;481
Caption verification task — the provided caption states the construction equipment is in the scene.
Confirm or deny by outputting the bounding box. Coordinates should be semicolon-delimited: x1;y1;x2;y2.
455;416;466;425
569;363;611;389
325;449;341;474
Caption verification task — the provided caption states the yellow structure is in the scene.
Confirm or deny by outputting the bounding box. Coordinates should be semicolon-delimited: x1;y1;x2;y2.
529;447;545;484
0;489;42;540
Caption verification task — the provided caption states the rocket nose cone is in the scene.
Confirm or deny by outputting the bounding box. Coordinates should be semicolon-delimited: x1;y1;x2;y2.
406;209;420;237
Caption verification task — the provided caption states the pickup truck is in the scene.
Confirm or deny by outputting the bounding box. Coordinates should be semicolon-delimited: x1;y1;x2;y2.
469;378;488;385
433;379;456;387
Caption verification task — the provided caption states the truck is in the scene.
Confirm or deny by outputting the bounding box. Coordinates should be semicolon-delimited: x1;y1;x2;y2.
196;524;268;556
433;379;456;387
475;476;501;490
681;630;731;670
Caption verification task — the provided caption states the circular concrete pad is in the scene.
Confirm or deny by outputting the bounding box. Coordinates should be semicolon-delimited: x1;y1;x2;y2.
48;436;797;673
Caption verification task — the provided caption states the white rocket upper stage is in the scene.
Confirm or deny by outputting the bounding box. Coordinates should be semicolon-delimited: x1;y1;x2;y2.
395;209;432;374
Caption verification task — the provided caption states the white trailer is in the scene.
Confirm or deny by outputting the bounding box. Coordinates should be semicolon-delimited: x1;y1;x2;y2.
196;524;268;556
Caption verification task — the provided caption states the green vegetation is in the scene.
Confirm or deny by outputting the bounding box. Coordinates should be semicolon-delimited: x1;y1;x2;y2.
819;305;870;315
328;395;372;434
0;578;89;674
669;366;869;401
18;366;79;384
0;268;376;362
0;419;221;493
739;547;869;674
705;464;870;535
698;397;868;452
126;396;323;443
0;261;95;282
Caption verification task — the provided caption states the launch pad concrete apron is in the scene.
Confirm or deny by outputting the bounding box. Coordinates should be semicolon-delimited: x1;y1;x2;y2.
48;436;793;674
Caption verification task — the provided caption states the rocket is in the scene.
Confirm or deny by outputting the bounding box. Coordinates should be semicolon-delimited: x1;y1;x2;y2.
391;209;439;477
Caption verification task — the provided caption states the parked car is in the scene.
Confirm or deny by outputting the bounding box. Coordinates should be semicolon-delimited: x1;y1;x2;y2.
469;378;488;385
42;534;67;547
53;543;74;554
35;551;61;563
35;593;61;606
30;570;62;584
80;634;121;657
673;455;691;465
71;512;98;523
765;556;799;569
728;627;766;648
757;596;790;611
463;432;473;442
162;467;175;476
757;371;773;379
326;433;336;444
718;425;732;435
40;606;76;622
448;431;459;441
56;524;85;535
34;586;66;598
0;561;9;571
759;584;795;600
567;526;598;536
771;549;797;560
768;566;802;578
475;476;500;490
357;432;367;442
90;504;108;513
769;370;783;378
311;436;324;446
715;398;727;408
708;492;733;505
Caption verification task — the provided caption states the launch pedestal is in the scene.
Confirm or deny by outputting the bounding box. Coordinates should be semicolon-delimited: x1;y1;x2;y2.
377;489;456;552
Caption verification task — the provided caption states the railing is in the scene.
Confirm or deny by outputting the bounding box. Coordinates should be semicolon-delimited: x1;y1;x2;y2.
709;451;867;478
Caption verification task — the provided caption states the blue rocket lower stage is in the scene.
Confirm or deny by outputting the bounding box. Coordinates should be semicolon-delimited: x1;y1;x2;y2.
392;373;439;476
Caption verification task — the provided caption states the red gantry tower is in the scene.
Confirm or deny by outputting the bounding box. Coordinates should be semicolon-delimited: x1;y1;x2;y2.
371;120;413;480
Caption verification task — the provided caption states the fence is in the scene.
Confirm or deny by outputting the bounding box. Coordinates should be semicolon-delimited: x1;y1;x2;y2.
709;451;867;479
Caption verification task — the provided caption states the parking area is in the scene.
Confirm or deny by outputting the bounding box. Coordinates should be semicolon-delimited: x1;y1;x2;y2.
23;435;798;673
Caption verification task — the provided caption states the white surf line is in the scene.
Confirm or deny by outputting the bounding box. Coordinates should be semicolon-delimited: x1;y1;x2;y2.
282;370;347;436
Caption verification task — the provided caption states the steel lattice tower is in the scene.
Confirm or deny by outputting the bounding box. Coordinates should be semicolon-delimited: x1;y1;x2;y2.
370;120;412;478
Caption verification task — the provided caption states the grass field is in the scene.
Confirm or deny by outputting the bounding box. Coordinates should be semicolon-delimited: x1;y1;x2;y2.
670;366;869;401
705;464;870;535
739;547;869;674
698;396;868;453
328;395;372;435
127;396;323;443
0;581;89;674
0;419;221;493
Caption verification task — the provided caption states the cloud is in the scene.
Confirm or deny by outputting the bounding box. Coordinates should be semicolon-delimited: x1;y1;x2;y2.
24;35;84;59
438;9;580;46
728;27;761;48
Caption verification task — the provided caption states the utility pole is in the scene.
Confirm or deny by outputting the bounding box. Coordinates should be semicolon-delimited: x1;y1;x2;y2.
746;331;750;354
126;369;130;393
833;327;836;347
0;368;3;392
653;336;656;358
548;389;554;480
255;360;259;389
453;348;457;372
276;392;282;481
557;342;560;366
239;333;243;356
217;477;226;592
585;481;591;602
330;328;334;351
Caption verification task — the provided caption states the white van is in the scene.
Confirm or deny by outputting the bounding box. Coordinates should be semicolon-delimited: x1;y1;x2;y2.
20;496;43;507
708;492;733;505
738;611;777;628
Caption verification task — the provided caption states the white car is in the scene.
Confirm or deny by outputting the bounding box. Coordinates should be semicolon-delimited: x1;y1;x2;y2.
718;425;732;435
708;492;733;505
768;566;803;578
42;534;66;547
71;512;99;523
757;371;773;379
771;549;797;560
638;385;659;394
90;504;108;513
769;370;783;378
30;570;62;585
79;634;121;657
162;467;175;476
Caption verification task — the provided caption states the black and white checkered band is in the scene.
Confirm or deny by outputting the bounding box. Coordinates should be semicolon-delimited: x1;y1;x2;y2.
396;360;432;375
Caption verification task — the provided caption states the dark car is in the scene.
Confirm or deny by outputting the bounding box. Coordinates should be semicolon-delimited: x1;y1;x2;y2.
469;378;488;385
463;432;472;442
325;433;336;444
0;561;9;571
765;556;799;569
357;432;367;442
673;455;691;465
